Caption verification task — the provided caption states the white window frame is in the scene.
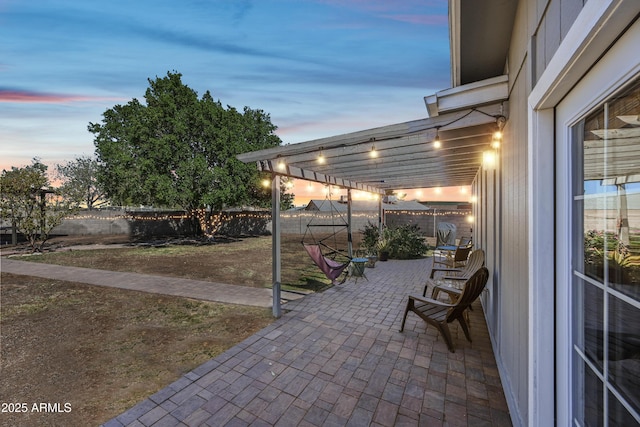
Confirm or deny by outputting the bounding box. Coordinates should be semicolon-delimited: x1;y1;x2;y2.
528;2;640;426
556;26;639;426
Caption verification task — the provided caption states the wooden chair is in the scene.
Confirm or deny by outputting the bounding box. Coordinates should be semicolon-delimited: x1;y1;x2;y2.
433;244;472;269
427;250;485;326
425;249;485;296
400;267;489;353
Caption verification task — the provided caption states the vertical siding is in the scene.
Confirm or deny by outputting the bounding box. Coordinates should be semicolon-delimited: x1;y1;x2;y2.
484;0;587;425
535;0;587;76
501;70;530;423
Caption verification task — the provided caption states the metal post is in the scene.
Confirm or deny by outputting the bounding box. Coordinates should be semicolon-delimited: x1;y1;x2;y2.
271;175;282;318
378;196;383;235
433;208;436;239
347;189;353;257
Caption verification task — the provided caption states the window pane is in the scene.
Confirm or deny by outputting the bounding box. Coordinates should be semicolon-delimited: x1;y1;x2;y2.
579;279;605;369
608;295;640;414
581;81;640;290
573;360;603;427
574;77;640;425
608;390;640;426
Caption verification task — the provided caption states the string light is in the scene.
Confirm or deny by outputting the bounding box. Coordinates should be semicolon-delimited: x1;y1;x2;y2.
483;150;497;169
492;116;505;149
433;127;441;149
277;158;286;171
370;145;378;158
304;109;505;165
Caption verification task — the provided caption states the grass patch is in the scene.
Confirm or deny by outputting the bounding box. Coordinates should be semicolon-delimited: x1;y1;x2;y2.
19;235;351;290
0;273;274;426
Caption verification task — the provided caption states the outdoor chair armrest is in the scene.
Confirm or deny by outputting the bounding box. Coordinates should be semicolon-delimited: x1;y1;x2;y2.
430;266;464;278
441;275;467;281
407;294;455;307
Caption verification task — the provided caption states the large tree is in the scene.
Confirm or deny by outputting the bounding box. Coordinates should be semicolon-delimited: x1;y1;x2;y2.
89;72;286;227
0;159;79;250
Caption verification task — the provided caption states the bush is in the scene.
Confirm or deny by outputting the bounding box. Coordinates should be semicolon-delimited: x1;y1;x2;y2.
382;224;428;259
359;221;380;255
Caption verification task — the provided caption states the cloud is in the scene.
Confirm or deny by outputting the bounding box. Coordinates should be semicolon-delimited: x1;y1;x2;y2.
0;88;123;104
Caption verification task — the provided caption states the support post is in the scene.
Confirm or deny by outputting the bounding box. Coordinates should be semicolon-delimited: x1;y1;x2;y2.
347;189;353;257
271;175;282;318
378;197;384;235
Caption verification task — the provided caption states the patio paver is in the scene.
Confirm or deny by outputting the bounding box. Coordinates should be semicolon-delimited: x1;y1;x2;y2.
1;255;511;426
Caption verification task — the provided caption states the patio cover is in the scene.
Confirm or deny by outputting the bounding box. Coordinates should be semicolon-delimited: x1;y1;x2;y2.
237;77;509;317
237;79;509;194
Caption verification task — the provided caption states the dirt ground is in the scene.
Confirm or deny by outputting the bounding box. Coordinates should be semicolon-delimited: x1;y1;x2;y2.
0;234;350;426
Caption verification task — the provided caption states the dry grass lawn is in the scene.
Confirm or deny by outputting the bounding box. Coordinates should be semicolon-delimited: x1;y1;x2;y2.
0;234;356;426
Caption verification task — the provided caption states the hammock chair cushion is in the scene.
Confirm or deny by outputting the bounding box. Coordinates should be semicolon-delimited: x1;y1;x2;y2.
303;243;350;282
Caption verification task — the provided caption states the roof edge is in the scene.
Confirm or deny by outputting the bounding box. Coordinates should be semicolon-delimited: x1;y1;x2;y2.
424;75;509;117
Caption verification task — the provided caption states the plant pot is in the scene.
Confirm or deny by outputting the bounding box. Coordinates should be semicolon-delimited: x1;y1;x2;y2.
379;251;389;261
366;256;378;268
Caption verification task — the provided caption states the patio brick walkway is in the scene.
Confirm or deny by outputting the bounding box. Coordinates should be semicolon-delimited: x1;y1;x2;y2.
104;257;511;426
2;255;512;426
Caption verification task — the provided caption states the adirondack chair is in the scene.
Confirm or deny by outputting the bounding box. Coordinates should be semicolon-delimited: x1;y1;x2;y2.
426;249;485;296
400;267;489;352
433;243;472;269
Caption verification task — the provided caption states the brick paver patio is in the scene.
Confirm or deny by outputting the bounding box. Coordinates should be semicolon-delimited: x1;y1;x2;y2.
87;256;512;426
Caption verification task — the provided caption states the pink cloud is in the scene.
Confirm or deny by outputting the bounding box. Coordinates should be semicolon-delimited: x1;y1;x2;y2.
0;89;123;104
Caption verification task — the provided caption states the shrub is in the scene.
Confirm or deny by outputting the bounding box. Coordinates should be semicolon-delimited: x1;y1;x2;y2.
382;224;428;259
359;221;380;255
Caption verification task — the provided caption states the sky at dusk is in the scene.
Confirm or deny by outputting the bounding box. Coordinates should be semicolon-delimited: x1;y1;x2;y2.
1;0;465;202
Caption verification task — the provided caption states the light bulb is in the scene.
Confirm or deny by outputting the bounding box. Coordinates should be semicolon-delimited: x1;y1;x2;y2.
483;151;497;169
433;127;441;148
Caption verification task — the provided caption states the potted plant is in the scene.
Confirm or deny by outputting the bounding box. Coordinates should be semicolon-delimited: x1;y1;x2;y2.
359;221;380;266
377;238;390;261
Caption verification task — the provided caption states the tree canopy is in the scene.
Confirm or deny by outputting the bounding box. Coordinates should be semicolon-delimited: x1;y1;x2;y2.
0;159;79;250
89;72;285;213
55;155;106;210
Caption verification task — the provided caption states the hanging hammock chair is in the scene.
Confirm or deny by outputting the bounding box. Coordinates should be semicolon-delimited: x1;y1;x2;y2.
302;196;352;284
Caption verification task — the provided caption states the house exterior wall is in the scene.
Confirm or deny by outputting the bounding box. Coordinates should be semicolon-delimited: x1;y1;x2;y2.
474;0;639;425
475;0;595;425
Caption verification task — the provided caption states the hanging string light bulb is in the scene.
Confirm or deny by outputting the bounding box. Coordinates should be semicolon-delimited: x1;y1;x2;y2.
370;144;378;158
317;148;325;164
492;116;506;149
491;129;502;149
433;127;441;149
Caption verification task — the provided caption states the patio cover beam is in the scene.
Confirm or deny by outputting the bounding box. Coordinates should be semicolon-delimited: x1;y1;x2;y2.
237;102;507;192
